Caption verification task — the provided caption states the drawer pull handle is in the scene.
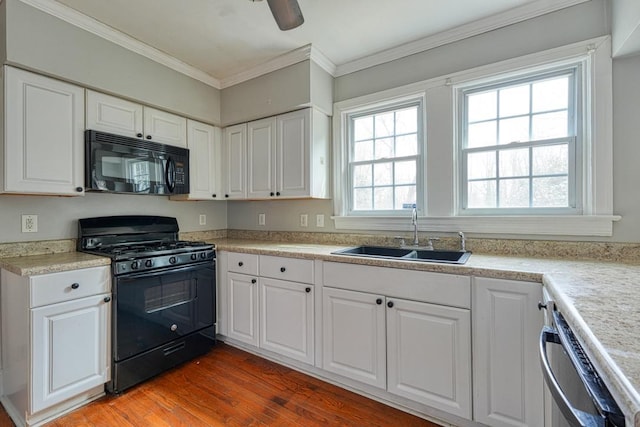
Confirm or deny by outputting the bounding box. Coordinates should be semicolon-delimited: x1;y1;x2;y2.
251;279;257;284
280;267;286;272
104;296;111;303
238;261;244;267
376;298;382;305
305;287;311;293
387;301;394;308
71;283;80;290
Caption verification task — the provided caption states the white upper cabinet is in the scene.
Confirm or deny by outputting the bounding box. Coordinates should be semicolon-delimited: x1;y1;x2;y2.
247;117;277;199
2;66;85;196
171;120;222;201
223;123;247;199
86;90;186;147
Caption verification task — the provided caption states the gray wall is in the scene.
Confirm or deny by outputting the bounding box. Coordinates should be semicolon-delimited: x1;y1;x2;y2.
0;194;227;243
4;0;220;124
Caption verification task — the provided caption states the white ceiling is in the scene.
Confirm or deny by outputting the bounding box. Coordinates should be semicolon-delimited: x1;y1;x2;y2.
50;0;582;85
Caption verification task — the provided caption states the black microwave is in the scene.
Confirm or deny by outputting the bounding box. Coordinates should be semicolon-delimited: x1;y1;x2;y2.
85;130;189;195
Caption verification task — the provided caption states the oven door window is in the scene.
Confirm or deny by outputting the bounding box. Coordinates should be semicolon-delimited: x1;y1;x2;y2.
91;142;168;194
114;267;214;361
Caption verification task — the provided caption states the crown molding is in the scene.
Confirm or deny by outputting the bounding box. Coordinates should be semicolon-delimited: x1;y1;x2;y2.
18;0;222;88
334;0;591;77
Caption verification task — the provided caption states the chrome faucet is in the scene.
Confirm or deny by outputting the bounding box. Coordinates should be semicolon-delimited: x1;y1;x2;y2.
458;231;466;251
411;205;419;246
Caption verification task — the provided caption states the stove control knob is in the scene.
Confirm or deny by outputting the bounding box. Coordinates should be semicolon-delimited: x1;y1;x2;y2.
169;256;177;264
191;253;198;261
145;259;153;268
131;261;139;270
200;252;207;259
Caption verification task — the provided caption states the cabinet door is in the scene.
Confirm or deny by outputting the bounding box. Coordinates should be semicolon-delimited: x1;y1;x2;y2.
227;272;258;346
143;106;187;147
322;287;386;389
85;90;143;138
276;109;310;198
259;278;314;364
4;67;85;195
247;117;276;199
184;120;222;200
223;123;247;199
31;293;110;413
387;298;472;418
472;277;544;427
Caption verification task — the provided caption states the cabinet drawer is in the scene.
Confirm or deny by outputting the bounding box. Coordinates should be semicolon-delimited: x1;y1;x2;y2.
259;255;314;284
30;266;111;308
227;252;259;275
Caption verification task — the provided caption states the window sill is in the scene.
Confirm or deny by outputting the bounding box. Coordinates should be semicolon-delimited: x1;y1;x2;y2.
332;215;621;237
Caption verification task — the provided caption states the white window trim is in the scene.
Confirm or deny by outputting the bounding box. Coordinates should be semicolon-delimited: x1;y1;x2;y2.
332;36;619;237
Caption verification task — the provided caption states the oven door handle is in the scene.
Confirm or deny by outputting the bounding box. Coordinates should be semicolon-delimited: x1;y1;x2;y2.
539;326;606;427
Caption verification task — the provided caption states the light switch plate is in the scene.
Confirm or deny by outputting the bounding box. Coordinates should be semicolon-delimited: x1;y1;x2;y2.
258;213;266;226
300;214;308;227
199;214;206;225
316;214;325;228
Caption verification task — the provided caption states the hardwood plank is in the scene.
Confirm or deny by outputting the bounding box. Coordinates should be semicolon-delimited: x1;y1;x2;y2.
0;343;441;427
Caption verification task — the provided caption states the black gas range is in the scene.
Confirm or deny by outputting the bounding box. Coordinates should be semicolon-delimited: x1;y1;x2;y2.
78;215;216;393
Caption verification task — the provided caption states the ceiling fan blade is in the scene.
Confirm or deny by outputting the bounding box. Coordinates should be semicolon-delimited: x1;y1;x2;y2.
266;0;304;31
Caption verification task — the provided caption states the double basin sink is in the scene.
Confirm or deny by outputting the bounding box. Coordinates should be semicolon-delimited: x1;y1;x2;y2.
331;245;471;264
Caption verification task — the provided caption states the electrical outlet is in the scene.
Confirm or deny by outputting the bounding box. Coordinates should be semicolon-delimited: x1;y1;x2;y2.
21;214;38;233
199;214;206;225
316;214;325;228
300;214;308;227
258;213;266;226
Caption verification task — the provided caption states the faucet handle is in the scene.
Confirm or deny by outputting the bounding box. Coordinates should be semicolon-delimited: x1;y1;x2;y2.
425;237;440;250
393;236;406;247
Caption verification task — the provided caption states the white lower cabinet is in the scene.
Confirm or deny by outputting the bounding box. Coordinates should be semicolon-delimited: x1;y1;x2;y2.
227;271;259;347
1;266;111;427
322;285;472;419
472;277;544;427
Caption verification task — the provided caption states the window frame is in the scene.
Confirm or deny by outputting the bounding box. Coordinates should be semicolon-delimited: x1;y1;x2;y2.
345;98;425;216
457;65;583;215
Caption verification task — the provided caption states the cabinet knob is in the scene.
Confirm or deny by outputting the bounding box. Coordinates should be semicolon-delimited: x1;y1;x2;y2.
280;267;286;272
305;287;311;293
538;302;548;311
71;283;80;290
238;261;244;267
225;194;229;198
146;135;152;140
376;298;382;305
136;133;143;138
276;192;281;196
212;194;217;198
104;296;111;303
75;187;83;192
270;192;275;197
251;279;257;284
387;301;394;308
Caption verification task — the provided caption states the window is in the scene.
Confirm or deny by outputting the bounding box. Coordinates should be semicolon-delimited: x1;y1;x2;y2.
460;67;580;214
346;101;423;215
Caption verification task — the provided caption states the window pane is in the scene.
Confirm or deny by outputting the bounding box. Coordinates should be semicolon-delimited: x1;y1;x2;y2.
375;112;394;137
532;111;568;140
354;116;373;141
499;148;529;177
353;164;372;187
373;162;393;185
374;187;393;210
468;91;497;122
532;76;569;113
396;134;418;157
499;116;530;144
533;144;568;175
395;185;416;209
468;181;496;208
468;151;496;179
468;121;497;148
533;176;568;207
374;138;394;159
396;107;417;134
395;161;416;185
499;178;529;207
354;140;373;161
353;188;372;210
499;85;530;117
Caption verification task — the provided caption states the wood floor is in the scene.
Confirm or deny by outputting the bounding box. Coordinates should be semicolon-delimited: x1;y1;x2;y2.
0;343;440;426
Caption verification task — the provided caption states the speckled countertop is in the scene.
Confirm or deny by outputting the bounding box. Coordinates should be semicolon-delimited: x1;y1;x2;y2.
1;238;639;425
215;239;640;426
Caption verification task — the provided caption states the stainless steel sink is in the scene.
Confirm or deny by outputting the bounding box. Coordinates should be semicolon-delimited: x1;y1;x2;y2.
331;246;471;264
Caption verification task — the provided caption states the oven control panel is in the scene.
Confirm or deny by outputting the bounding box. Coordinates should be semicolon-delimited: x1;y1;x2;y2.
114;250;215;275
